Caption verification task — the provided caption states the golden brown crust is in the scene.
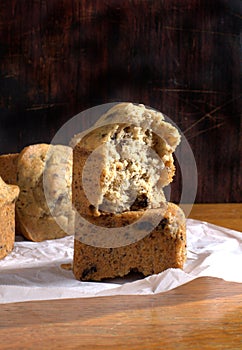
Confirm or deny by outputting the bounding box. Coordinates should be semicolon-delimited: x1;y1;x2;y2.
0;177;19;259
0;153;19;185
94;103;181;151
73;202;186;281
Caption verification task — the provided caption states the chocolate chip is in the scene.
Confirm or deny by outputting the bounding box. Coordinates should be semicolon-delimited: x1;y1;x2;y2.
110;133;118;140
123;126;131;133
89;204;96;213
136;221;154;231
81;265;97;279
130;194;148;210
158;218;169;230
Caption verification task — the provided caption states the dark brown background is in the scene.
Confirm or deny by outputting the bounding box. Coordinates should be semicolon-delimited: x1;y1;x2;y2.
0;0;241;203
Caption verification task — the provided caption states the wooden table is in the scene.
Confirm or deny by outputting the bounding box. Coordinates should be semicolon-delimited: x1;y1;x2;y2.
0;204;241;349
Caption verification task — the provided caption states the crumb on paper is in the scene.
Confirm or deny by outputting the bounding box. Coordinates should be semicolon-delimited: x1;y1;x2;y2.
61;263;72;271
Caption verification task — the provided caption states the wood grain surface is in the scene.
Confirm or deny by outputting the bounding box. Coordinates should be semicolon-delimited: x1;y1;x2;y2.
189;203;242;231
0;0;241;203
0;277;241;349
0;204;241;349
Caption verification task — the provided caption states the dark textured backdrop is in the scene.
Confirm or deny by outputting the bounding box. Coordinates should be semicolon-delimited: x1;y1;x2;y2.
0;0;241;203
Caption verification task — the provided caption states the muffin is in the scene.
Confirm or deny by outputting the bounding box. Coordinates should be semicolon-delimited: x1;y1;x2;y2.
73;202;186;281
72;103;180;216
0;153;19;185
72;103;186;281
16;143;74;241
0;176;19;259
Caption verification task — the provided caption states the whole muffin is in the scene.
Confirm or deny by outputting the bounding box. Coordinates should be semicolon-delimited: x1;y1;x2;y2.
16;143;74;241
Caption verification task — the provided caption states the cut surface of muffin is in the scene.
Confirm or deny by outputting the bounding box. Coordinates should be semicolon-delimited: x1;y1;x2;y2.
72;103;180;216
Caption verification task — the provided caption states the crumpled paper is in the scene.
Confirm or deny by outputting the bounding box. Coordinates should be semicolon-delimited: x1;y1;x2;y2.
0;219;241;304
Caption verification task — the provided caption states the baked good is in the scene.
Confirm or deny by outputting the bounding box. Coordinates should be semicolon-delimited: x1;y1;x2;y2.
73;202;186;281
16;143;74;241
0;177;19;259
0;153;19;185
72;103;186;281
0;153;22;235
94;103;180;151
72;103;180;216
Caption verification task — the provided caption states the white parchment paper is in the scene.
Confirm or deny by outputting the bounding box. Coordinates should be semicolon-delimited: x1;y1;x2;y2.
0;219;241;304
